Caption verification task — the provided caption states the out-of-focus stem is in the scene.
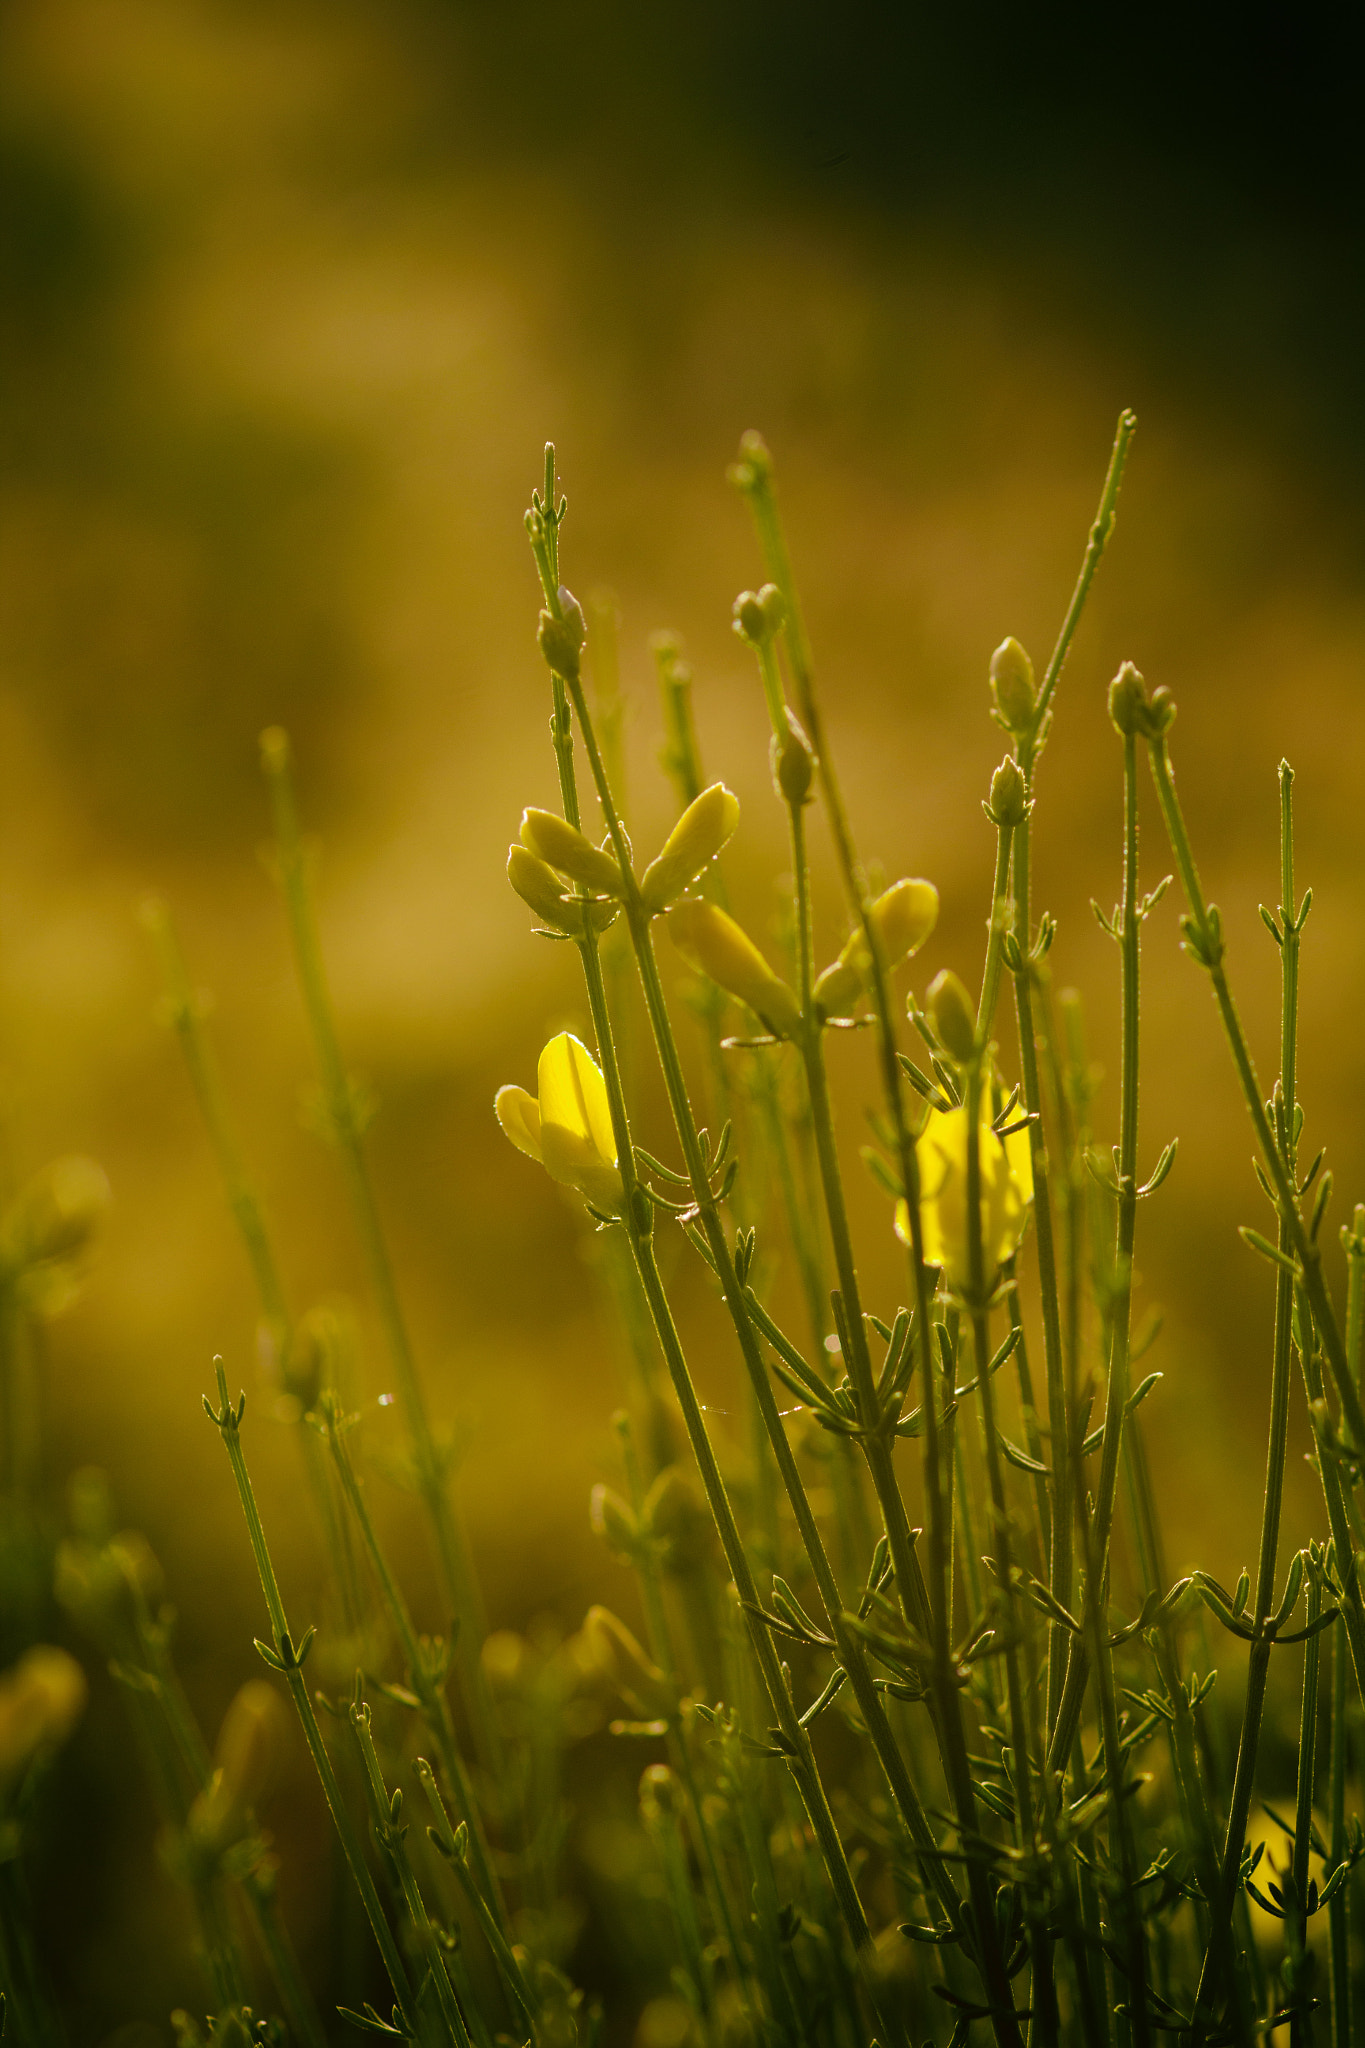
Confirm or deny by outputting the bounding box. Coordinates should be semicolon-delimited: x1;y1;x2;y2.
259;729;501;1780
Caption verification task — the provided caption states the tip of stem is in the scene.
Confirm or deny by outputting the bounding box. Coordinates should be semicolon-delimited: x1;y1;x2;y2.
260;726;291;776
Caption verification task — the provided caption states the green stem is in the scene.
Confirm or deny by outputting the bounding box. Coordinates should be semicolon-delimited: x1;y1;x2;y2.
1032;411;1138;737
417;1760;541;2044
1289;1575;1323;2048
206;1358;419;2033
349;1703;471;2048
1195;761;1302;2029
1146;732;1365;1689
259;729;501;1782
1329;1619;1350;2048
734;449;1024;2045
321;1399;506;1932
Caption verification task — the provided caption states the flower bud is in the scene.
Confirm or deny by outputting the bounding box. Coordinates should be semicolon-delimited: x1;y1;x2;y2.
589;1483;639;1558
641;785;740;912
0;1646;87;1791
727;429;773;496
671;901;806;1040
989;637;1036;733
482;1631;531;1691
1108;660;1159;738
987;756;1029;828
55;1530;164;1651
1;1158;110;1312
644;1465;716;1573
579;1607;670;1718
283;1304;345;1412
508;845;617;939
732;583;785;649
813;880;940;1019
519;810;624;899
667;899;801;1039
639;1761;684;1826
190;1679;287;1852
537;588;586;682
772;710;813;806
926;969;977;1065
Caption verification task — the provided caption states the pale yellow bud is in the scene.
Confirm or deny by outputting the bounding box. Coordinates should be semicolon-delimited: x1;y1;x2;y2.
989;636;1036;733
481;1631;531;1690
644;1465;716;1572
639;1761;684;1825
926;968;977;1065
1;1156;110;1316
667;899;801;1039
537;588;587;682
507;844;617;938
189;1679;287;1852
0;1646;87;1791
283;1303;347;1413
589;1483;639;1557
519;809;624;899
640;785;740;912
813;880;939;1019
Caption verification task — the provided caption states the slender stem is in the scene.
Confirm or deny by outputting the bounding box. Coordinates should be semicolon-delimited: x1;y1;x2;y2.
321;1399;506;1931
733;452;1024;2045
206;1359;419;2033
1012;815;1075;1753
259;729;501;1780
418;1761;541;2043
1289;1574;1323;2048
1031;413;1138;738
1146;733;1365;1689
1329;1619;1350;2048
1196;762;1303;2026
349;1704;471;2048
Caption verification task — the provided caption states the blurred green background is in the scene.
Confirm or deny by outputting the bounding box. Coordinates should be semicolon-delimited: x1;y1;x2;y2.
5;0;1365;2033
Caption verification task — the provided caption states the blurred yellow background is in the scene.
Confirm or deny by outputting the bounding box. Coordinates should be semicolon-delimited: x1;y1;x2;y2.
5;0;1365;2031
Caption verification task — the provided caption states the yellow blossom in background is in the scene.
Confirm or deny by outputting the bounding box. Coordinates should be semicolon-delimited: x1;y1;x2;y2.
895;1104;1033;1286
0;1646;88;1796
495;1032;625;1215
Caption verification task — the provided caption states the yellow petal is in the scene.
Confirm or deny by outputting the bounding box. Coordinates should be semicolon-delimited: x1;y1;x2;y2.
495;1085;543;1163
1004;1120;1034;1205
536;1033;624;1211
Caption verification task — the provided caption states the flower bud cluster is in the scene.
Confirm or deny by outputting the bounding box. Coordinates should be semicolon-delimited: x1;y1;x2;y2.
1107;660;1175;740
731;584;785;650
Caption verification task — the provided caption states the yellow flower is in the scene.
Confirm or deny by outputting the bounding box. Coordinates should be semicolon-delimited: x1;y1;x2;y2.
495;1032;625;1215
894;1105;1033;1286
